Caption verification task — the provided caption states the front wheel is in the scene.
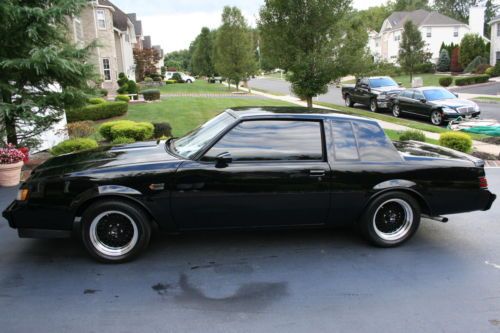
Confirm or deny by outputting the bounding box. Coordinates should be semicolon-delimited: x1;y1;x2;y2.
345;95;354;107
370;99;378;113
186;79;193;84
431;110;443;126
392;104;401;118
81;200;152;263
359;191;421;247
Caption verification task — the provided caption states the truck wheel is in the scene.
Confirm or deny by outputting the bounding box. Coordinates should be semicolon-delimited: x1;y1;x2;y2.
345;95;354;107
370;99;378;113
81;199;151;263
392;104;401;118
359;191;421;247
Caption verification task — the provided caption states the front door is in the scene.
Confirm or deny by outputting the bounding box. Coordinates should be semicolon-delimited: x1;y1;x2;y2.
171;119;331;229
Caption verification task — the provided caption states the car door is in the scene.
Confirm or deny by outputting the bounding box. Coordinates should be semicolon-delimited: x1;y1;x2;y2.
412;90;432;118
171;119;331;229
358;78;371;105
397;90;414;114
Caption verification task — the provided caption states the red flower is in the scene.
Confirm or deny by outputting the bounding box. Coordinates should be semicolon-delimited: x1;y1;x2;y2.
18;147;30;163
0;144;26;165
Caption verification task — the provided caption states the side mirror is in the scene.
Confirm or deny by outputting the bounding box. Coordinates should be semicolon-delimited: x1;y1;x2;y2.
453;93;459;98
419;98;427;104
398;82;403;87
215;152;232;168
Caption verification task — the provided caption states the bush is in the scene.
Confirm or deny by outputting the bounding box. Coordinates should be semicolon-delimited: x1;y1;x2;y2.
66;101;128;122
437;49;450;72
454;75;490;86
127;80;139;98
367;60;403;77
485;66;495;76
399;130;426;142
450;47;463;73
67;121;95;138
115;95;131;103
463;56;488;73
117;83;129;94
118;72;128;87
474;74;490;83
99;88;108;97
439;132;473;153
153;76;162;82
490;62;500;77
172;72;185;83
51;138;98;156
474;64;491;74
144;77;153;83
111;137;136;145
99;120;154;142
88;97;106;105
439;76;453;87
142;89;161;101
165;80;177;84
153;122;172;138
415;62;435;74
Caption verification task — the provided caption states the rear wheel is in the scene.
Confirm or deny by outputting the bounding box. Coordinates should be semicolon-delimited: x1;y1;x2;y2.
370;99;378;113
392;104;401;118
345;95;354;107
81;200;151;263
186;79;192;84
431;110;443;126
359;191;421;247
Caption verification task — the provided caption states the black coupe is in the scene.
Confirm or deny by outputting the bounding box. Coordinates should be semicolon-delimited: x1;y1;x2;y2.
3;107;496;262
391;87;481;125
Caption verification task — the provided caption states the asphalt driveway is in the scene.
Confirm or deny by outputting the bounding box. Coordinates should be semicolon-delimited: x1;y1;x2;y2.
0;170;499;332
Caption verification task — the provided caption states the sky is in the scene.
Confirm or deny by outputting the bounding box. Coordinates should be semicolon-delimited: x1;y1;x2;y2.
111;0;389;53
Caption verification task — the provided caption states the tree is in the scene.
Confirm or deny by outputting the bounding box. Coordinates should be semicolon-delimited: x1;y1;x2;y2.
437;49;451;72
398;21;429;82
134;48;161;81
433;0;479;23
259;0;365;108
164;49;191;71
459;33;487;68
484;0;499;39
354;4;393;32
0;0;96;148
191;27;215;77
450;47;463;72
393;0;430;11
214;6;257;91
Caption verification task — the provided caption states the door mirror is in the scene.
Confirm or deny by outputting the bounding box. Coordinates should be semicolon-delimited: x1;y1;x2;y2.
419;98;427;103
453;93;459;98
215;152;232;168
398;82;403;87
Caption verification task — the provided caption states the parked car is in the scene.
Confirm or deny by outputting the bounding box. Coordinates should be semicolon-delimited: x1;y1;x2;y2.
208;76;224;84
3;107;495;263
342;76;405;112
390;87;481;125
165;71;195;83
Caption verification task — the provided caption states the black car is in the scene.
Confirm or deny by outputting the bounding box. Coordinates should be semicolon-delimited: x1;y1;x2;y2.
342;76;404;112
3;107;496;263
391;87;481;125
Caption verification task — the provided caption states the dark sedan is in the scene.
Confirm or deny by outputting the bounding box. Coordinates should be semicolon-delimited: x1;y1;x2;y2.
391;87;481;125
3;107;496;262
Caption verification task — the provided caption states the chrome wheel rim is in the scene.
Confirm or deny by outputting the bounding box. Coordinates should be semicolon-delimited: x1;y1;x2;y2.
370;100;377;112
393;105;400;117
345;96;351;106
90;211;138;257
431;112;442;125
373;199;413;241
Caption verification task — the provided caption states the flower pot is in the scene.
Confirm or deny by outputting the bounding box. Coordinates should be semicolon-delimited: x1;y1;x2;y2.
0;161;24;187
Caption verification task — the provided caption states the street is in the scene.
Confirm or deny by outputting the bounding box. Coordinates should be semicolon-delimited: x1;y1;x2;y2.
249;77;500;122
0;170;499;332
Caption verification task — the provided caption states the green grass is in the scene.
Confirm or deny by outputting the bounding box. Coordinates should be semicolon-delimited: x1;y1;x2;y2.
125;97;293;136
344;73;466;88
384;129;439;145
472;96;500;103
158;80;236;94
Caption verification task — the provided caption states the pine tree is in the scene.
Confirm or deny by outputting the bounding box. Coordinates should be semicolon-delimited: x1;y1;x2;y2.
398;21;428;82
437;49;451;72
0;0;97;148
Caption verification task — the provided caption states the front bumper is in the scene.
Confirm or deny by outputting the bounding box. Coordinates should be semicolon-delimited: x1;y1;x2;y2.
444;111;481;120
376;99;390;109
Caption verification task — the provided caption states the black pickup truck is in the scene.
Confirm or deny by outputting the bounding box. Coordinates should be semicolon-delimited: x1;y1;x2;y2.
342;76;405;112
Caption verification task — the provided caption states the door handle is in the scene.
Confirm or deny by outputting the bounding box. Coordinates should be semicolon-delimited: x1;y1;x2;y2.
309;170;326;177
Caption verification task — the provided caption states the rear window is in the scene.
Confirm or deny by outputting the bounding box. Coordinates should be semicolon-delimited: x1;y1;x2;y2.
331;121;359;161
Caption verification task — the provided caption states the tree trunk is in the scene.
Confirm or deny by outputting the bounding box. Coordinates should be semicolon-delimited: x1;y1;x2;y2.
1;90;17;145
306;96;313;109
235;80;240;91
227;80;231;90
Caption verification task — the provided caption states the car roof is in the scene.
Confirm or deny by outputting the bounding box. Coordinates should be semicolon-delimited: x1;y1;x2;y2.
411;86;446;91
227;106;377;124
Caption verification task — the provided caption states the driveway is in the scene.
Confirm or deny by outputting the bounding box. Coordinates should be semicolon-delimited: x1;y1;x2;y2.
0;170;499;332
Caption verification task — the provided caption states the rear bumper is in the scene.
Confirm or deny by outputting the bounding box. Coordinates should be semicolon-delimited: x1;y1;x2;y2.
483;191;497;211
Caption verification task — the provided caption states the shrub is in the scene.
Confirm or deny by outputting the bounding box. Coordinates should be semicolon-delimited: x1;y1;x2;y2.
399;130;426;142
439;132;473;153
437;49;450;72
153;76;162;82
439;76;453;87
474;64;491;74
88;97;106;105
454;75;490;86
99;120;154;141
115;95;131;103
415;62;435;74
111;137;136;145
50;138;98;156
485;66;495;76
66;101;128;122
117;83;129;94
474;74;490;83
490;62;500;77
144;77;153;83
118;72;128;87
153;122;172;138
172;72;185;83
165;80;177;84
142;89;161;101
450;47;463;73
67;121;95;138
463;56;488;73
127;80;139;98
99;88;108;97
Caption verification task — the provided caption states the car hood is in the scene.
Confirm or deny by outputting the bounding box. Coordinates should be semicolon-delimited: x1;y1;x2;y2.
429;98;477;109
372;86;405;94
31;141;183;179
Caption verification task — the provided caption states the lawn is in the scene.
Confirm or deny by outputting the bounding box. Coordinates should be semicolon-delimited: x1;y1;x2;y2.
125;97;293;136
158;80;236;94
343;73;466;88
472;96;500;103
384;128;439;145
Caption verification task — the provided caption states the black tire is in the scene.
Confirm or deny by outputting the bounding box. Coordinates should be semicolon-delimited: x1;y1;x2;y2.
430;110;443;126
186;79;192;84
359;191;421;247
370;99;378;113
392;103;401;118
345;94;354;107
81;199;152;263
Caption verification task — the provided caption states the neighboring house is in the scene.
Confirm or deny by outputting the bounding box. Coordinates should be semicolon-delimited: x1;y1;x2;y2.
127;13;144;50
489;15;500;66
368;9;485;64
143;35;152;49
68;0;137;91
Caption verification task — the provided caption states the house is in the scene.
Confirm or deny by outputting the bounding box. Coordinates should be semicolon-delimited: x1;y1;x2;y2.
68;0;137;91
368;9;485;64
127;13;144;50
489;15;500;66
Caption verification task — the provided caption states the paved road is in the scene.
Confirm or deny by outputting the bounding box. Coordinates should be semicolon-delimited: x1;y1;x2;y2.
0;171;499;332
249;77;500;122
454;82;500;96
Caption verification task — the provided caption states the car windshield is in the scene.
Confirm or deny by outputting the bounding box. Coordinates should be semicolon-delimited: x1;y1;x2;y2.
422;89;456;101
369;77;398;88
172;112;235;159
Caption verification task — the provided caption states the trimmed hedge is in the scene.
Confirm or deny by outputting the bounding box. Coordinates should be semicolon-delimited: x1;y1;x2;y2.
439;76;453;87
165;80;177;84
88;97;106;104
454;75;490;86
99;120;154;142
112;137;136;145
51;138;98;156
439;132;473;153
66;101;128;122
142;89;161;101
399;130;426;142
115;95;131;103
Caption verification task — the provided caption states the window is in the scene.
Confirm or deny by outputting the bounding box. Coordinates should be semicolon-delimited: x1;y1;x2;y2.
73;17;83;45
394;33;400;42
203;120;323;162
496;52;500;62
125;33;130;43
331;121;359;161
426;27;432;38
413;91;425;100
96;9;106;30
497;23;500;37
401;90;414;98
353;122;401;162
453;27;459;37
102;58;111;81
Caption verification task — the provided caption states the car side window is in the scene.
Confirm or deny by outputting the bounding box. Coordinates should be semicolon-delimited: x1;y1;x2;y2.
353;122;401;162
331;121;360;161
401;90;414;98
414;91;425;100
360;79;369;87
202;120;323;162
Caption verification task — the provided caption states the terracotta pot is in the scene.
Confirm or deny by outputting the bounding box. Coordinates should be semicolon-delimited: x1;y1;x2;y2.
0;161;23;187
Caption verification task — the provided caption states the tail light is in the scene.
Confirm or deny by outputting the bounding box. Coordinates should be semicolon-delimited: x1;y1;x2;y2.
479;176;488;189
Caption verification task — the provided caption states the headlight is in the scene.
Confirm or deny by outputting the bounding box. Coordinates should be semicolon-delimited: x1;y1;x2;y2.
442;107;458;114
17;189;29;201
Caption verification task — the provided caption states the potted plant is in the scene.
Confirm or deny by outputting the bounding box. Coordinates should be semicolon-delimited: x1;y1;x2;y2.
0;144;26;187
